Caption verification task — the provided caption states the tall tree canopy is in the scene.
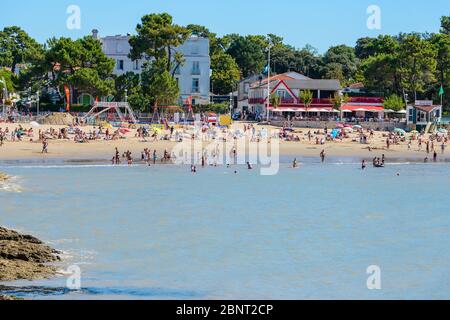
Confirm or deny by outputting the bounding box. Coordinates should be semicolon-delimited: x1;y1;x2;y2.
141;58;179;108
43;36;115;97
226;36;266;78
0;68;15;95
397;33;437;97
186;24;240;94
441;15;450;35
129;13;190;73
321;45;359;84
211;51;240;94
0;26;44;72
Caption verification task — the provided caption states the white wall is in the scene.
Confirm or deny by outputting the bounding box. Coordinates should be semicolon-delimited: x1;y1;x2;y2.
101;35;210;105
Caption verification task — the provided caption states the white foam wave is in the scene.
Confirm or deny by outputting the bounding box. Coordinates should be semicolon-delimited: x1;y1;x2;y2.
0;176;23;193
0;164;118;169
47;238;81;245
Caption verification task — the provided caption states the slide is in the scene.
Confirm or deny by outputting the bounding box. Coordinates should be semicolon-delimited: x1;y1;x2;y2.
162;118;169;130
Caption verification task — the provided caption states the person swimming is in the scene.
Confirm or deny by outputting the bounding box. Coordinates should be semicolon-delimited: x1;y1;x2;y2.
247;162;253;170
293;158;298;168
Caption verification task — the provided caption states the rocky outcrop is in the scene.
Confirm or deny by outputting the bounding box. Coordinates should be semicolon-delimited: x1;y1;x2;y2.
0;227;61;281
0;172;8;182
0;294;22;300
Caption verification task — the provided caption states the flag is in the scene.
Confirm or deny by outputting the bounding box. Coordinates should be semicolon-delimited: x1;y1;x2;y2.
64;85;71;112
439;85;445;96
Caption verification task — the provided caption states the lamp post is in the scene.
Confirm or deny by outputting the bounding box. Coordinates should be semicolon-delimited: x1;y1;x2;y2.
229;92;233;117
266;38;273;123
124;89;128;117
0;78;6;116
36;90;40;116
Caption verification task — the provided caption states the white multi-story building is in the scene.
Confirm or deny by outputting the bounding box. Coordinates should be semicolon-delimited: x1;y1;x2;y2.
95;29;211;105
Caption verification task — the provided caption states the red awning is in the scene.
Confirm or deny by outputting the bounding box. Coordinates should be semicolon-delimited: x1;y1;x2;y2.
341;105;384;112
269;106;333;112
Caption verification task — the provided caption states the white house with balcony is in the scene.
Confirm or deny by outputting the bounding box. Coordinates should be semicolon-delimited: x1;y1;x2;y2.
96;29;211;105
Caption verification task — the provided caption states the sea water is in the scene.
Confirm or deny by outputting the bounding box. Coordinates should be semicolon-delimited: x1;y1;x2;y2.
0;160;449;300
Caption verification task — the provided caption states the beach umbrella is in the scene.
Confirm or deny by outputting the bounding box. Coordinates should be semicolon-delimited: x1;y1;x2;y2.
30;121;40;127
394;128;406;136
119;128;130;134
410;130;419;134
395;110;407;114
437;128;448;134
343;127;354;133
336;123;345;128
353;125;362;129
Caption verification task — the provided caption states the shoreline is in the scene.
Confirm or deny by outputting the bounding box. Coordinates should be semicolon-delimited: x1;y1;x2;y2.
0;150;448;166
1;121;449;165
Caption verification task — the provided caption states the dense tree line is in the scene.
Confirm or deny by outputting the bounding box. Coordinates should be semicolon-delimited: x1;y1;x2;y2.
0;13;449;111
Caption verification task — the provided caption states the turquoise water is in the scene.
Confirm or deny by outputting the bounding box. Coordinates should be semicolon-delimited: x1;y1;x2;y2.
0;161;449;300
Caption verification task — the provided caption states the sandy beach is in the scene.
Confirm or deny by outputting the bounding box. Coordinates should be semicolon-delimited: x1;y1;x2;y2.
0;121;448;162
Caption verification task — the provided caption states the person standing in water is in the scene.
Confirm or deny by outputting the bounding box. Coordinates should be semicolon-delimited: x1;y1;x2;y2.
320;150;325;163
115;147;120;165
362;160;366;170
42;139;48;154
153;150;157;164
293;158;298;168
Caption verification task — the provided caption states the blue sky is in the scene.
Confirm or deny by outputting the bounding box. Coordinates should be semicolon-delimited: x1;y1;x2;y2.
1;0;448;52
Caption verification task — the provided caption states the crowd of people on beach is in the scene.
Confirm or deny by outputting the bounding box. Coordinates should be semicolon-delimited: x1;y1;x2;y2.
1;120;449;171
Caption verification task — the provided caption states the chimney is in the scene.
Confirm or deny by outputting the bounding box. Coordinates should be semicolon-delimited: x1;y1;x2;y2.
92;29;99;39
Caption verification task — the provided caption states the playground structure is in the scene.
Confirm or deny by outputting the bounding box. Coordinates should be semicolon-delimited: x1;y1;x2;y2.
83;102;137;124
150;97;195;127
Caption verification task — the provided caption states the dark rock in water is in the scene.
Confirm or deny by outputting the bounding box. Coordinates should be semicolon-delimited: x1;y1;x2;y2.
0;172;8;182
0;227;61;281
0;294;22;300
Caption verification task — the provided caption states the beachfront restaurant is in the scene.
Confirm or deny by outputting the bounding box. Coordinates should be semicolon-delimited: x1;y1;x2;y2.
340;98;385;122
248;78;341;119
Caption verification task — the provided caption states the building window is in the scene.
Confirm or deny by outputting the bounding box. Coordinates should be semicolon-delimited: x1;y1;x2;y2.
174;65;181;75
192;78;200;93
133;60;139;70
244;82;250;94
117;59;124;71
192;61;200;75
276;89;290;99
408;109;413;122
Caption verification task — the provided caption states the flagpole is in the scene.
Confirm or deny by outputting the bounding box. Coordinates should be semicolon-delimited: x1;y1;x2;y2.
266;38;272;123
